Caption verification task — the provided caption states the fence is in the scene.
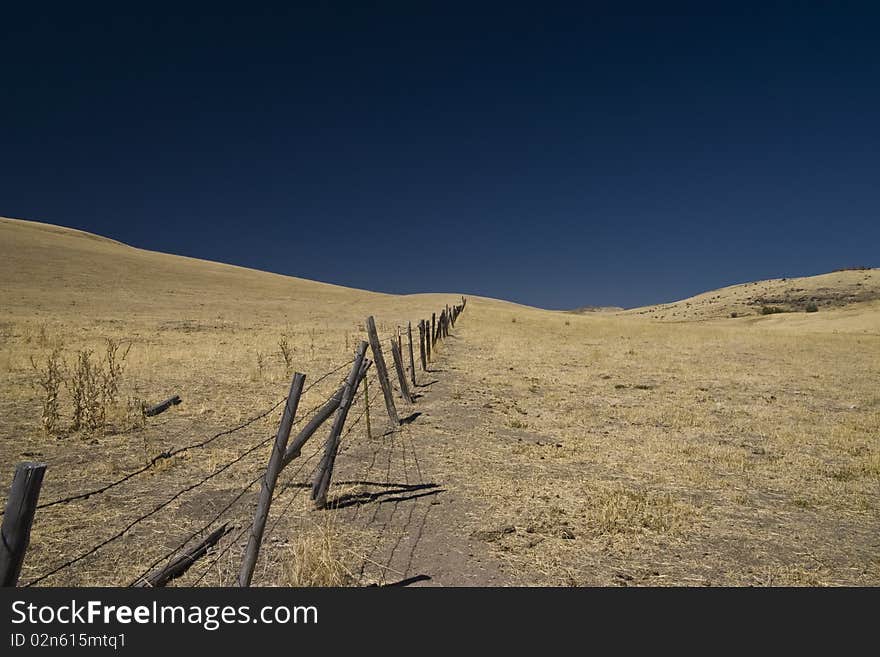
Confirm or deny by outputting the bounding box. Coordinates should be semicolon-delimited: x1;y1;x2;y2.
0;297;467;587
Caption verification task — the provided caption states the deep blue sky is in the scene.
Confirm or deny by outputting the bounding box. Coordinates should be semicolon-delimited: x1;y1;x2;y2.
2;3;878;309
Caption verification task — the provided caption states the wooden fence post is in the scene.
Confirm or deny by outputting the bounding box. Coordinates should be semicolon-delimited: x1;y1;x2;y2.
312;342;369;508
425;318;432;362
418;320;427;371
390;339;414;403
431;313;437;347
1;462;47;587
365;316;400;426
364;372;372;439
238;372;306;587
407;322;417;386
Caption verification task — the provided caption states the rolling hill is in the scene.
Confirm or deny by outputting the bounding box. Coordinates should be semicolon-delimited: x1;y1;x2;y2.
1;215;878;587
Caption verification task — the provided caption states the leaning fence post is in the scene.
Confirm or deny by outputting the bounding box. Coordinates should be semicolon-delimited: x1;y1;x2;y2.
418;320;427;371
390;339;414;403
364;316;400;426
238;372;306;587
312;342;369;508
407;322;417;387
1;462;47;587
364;372;372;439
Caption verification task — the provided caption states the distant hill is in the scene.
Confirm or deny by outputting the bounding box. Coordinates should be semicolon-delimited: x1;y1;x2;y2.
567;305;624;314
622;269;880;321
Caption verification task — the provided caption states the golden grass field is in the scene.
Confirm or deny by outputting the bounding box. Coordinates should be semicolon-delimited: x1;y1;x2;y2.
1;215;878;586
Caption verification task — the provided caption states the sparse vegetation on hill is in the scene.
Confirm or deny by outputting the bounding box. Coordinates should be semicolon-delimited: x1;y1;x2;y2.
622;268;879;322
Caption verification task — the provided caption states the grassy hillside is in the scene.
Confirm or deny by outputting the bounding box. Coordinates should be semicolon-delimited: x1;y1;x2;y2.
1;216;877;586
623;268;880;324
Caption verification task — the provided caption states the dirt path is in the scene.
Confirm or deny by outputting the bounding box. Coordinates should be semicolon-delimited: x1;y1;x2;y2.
327;325;522;586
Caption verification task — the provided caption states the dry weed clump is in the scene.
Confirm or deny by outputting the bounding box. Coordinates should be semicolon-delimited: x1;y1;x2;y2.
283;520;354;587
68;349;105;432
278;334;293;372
584;485;696;536
31;337;132;435
30;345;65;434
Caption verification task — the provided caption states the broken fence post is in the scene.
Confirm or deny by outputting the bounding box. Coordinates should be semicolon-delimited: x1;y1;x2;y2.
144;395;181;417
136;524;232;588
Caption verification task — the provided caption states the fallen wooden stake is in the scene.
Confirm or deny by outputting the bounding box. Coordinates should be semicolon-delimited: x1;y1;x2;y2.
145;395;181;417
135;523;231;588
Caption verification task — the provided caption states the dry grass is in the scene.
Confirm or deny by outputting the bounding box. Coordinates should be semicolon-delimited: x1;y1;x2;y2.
282;517;356;587
0;217;457;586
436;292;880;585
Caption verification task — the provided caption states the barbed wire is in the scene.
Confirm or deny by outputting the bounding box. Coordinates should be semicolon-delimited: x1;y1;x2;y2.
20;357;354;514
127;470;265;587
189;437;328;586
23;429;282;587
125;376;351;587
14;305;464;588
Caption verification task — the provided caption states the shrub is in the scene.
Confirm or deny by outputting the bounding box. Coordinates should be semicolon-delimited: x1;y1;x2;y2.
761;306;786;315
730;312;738;318
805;303;819;313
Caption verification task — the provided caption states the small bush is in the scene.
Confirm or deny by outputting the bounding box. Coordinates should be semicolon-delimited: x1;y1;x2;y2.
805;303;819;313
730;312;738;318
761;306;786;315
